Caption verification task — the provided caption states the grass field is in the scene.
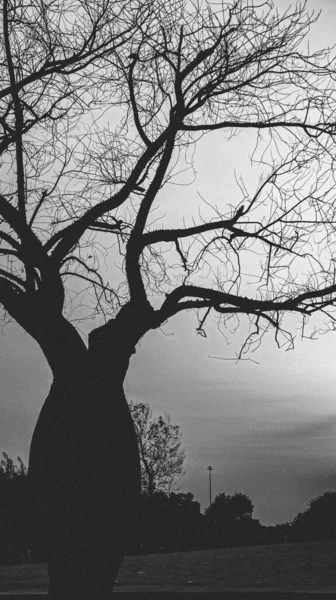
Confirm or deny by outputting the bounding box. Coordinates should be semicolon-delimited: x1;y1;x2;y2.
0;542;336;595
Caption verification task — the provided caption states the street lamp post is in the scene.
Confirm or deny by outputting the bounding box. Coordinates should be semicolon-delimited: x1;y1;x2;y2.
207;465;213;506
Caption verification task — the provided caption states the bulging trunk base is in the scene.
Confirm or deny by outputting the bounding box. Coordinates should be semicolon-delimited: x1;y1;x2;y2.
29;358;141;598
48;541;123;599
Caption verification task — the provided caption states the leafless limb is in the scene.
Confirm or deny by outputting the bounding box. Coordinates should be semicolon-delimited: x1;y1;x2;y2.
1;0;336;350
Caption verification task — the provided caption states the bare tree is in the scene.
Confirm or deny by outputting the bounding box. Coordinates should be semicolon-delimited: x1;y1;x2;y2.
129;401;185;495
1;0;336;595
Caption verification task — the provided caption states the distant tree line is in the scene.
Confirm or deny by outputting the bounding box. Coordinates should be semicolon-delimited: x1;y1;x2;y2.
0;454;263;563
1;403;336;564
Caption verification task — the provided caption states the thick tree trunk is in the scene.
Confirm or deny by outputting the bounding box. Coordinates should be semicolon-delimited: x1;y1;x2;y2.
29;353;141;598
27;302;157;598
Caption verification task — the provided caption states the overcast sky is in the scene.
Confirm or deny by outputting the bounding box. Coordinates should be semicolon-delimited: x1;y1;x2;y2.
1;0;336;527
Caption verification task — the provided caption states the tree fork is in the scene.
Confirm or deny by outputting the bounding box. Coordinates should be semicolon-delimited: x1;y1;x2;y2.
28;301;160;597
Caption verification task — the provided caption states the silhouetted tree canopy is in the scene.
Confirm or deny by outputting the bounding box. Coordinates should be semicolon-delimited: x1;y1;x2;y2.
135;490;203;553
129;401;185;495
204;491;258;548
0;453;29;564
0;453;27;481
205;492;254;523
291;491;336;542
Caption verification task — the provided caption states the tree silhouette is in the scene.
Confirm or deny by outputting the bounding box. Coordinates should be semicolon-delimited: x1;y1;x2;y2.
205;492;254;523
136;491;203;553
1;0;336;595
291;492;336;542
0;453;27;480
129;401;185;495
0;453;28;564
204;492;256;547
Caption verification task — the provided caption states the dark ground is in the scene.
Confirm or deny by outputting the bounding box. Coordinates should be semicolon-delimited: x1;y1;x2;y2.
1;542;336;597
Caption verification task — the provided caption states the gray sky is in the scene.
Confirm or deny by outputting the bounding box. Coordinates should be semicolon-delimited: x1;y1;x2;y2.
126;315;336;524
2;306;336;525
1;0;336;527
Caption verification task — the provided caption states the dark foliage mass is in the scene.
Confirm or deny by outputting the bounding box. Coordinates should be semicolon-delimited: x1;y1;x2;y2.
205;492;254;522
1;448;336;565
132;491;204;554
290;492;336;542
0;453;29;564
203;492;260;548
1;449;336;565
0;462;260;561
0;452;261;561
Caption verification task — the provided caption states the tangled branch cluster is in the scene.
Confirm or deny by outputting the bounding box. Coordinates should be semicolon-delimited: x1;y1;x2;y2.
1;0;336;353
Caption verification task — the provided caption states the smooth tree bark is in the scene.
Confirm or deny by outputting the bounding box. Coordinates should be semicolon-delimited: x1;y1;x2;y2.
28;303;155;597
2;0;336;597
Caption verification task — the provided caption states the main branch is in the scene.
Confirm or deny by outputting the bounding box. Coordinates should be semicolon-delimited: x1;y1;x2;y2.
3;0;25;218
157;283;336;325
